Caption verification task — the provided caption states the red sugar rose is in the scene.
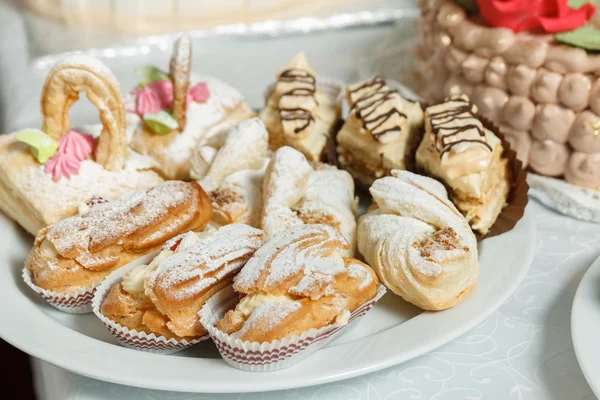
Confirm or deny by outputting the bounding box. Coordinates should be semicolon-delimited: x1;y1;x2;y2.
476;0;596;33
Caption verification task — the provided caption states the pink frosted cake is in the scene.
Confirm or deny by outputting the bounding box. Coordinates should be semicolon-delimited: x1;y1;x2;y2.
415;0;600;189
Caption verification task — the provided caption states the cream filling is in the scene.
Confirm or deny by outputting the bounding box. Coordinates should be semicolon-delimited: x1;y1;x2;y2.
470;187;507;233
417;127;502;198
236;293;295;317
40;239;58;258
122;249;174;295
285;91;339;161
334;309;351;326
121;230;205;295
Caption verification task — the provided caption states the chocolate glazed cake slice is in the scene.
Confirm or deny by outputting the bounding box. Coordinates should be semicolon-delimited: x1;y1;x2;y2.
336;76;424;187
416;94;511;235
278;68;317;134
258;52;341;162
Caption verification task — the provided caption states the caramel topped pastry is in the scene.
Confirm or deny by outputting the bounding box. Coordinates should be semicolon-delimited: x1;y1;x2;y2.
27;181;212;293
336;76;424;186
259;52;342;161
278;67;318;135
426;95;493;177
416;95;511;234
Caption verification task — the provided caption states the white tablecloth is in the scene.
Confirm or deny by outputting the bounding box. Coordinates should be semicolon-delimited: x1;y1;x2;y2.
0;1;599;399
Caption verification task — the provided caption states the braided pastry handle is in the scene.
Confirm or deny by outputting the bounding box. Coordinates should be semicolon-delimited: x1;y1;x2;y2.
169;34;192;132
40;55;127;171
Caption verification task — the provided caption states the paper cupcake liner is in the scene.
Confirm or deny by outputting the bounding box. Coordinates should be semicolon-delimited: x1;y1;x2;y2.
22;266;97;314
91;251;208;354
477;116;529;240
199;284;387;372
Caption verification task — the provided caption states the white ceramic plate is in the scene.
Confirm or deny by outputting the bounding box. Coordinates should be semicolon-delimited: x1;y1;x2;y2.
571;254;600;397
0;208;535;393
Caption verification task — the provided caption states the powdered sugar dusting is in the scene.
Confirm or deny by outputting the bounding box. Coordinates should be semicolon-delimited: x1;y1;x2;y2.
234;224;350;298
14;151;162;228
288;255;346;299
52;54;122;92
261;146;312;239
147;224;264;302
348;263;373;290
370;171;474;246
197;118;269;192
262;147;357;252
293;163;356;250
162;75;246;164
360;170;477;278
210;166;266;228
45;181;197;263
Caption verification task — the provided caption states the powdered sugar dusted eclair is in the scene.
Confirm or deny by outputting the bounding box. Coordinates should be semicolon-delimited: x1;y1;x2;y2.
96;224;265;352
216;224;378;343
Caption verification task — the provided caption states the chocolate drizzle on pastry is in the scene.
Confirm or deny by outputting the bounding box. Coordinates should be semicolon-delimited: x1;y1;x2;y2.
427;95;492;158
347;76;408;143
278;68;318;134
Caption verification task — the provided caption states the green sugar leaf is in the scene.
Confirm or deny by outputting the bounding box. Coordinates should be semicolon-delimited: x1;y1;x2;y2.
15;129;58;163
555;26;600;51
568;0;595;8
135;66;170;88
143;111;179;135
456;0;479;13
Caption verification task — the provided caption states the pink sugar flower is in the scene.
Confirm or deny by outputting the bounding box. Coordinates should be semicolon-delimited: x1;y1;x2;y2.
147;80;174;109
58;131;95;161
45;152;81;181
187;82;210;107
135;86;162;117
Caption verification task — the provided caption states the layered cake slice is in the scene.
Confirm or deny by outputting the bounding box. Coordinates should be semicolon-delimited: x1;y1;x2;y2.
416;95;511;234
336;76;424;186
259;52;342;161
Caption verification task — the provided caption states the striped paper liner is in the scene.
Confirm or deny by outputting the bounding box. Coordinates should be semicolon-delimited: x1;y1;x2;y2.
22;266;97;314
199;284;387;372
91;251;208;355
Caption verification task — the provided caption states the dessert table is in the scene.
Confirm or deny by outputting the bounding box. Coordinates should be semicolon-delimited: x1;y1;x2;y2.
0;1;599;399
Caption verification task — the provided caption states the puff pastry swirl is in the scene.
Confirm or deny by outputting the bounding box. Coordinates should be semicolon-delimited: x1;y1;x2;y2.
192;118;270;228
261;146;357;255
357;170;478;310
